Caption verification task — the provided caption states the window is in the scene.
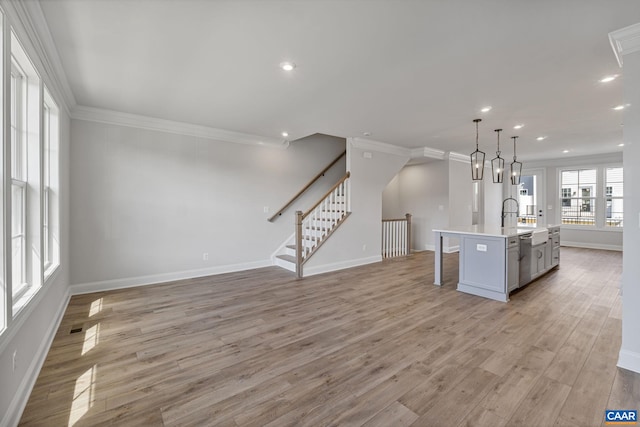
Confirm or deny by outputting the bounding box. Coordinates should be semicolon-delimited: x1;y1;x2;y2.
9;31;43;315
605;167;623;227
560;167;623;228
43;87;60;276
10;59;28;300
0;10;62;339
561;188;571;207
560;169;596;225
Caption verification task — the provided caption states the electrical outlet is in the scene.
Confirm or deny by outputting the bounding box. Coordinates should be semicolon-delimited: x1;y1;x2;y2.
12;350;17;372
362;244;367;251
203;253;209;261
263;206;269;213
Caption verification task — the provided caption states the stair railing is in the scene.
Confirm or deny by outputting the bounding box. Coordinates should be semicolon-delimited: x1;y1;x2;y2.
268;150;346;222
382;213;412;258
295;172;351;278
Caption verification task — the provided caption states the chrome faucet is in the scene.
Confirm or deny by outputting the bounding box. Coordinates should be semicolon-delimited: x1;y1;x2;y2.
502;197;520;227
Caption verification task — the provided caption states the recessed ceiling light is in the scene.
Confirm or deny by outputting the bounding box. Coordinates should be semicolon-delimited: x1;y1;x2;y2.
363;132;371;137
514;124;524;130
600;75;618;83
280;62;296;71
618;143;625;147
613;105;625;110
562;150;569;153
536;136;547;141
480;106;492;113
281;131;289;137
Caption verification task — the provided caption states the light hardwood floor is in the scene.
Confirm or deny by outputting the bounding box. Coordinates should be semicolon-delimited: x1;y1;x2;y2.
20;248;639;426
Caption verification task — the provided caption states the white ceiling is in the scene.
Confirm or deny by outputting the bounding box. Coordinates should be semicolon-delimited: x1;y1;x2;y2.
39;0;640;161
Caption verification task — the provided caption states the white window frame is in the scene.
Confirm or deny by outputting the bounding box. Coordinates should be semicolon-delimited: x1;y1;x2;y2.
0;6;65;345
605;167;623;228
9;29;43;316
10;58;28;301
559;168;597;227
558;165;623;231
42;87;59;279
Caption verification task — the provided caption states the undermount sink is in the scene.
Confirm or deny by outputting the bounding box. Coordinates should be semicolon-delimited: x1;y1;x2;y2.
531;228;549;246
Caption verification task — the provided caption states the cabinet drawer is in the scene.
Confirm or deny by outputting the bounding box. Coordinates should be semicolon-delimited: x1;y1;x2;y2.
552;235;560;247
508;237;519;248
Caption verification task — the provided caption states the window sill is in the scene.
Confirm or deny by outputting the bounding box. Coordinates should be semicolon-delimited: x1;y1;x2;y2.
44;263;60;284
12;284;42;318
560;225;623;232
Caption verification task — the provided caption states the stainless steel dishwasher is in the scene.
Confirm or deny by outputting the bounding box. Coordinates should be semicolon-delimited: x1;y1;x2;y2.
519;234;532;286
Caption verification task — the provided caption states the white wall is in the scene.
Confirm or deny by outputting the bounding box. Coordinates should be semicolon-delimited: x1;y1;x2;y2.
448;159;474;228
70;121;346;290
382;160;450;251
304;139;409;274
483;171;503;228
381;173;402;219
0;111;71;427
617;34;640;373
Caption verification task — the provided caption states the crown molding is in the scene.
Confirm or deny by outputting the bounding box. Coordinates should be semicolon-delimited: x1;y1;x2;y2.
448;151;470;163
349;137;411;157
1;0;76;114
71;105;290;149
410;146;446;160
609;22;640;67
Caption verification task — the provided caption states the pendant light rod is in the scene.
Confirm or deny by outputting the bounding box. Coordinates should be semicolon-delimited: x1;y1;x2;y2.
512;135;518;160
495;129;502;156
474;119;481;149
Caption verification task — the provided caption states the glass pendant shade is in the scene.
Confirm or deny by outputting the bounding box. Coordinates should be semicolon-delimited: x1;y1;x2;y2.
510;136;522;185
470;119;485;180
492;156;505;183
510;160;522;185
471;150;485;180
491;129;504;183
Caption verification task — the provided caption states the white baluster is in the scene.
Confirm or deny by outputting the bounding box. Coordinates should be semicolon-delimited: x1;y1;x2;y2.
383;222;387;258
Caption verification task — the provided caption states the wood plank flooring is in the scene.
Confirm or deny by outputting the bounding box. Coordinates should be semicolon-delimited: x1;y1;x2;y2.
19;247;639;426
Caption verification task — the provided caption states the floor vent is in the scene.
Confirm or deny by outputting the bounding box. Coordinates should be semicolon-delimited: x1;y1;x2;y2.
70;327;83;334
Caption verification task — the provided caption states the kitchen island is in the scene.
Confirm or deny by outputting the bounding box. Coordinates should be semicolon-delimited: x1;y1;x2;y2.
433;225;560;302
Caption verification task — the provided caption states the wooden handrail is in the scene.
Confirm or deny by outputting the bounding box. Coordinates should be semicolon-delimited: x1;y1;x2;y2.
302;172;350;219
268;150;346;222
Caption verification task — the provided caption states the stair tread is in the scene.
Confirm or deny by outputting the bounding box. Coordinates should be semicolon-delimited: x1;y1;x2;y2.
286;244;296;250
276;254;297;263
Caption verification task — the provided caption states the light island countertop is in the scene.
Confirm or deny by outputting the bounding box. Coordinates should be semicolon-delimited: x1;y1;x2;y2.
433;224;561;238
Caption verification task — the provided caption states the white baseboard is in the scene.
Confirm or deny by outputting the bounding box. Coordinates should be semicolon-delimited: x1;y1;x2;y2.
561;241;623;251
2;288;71;427
70;260;272;294
423;244;460;253
618;349;640;374
303;255;382;277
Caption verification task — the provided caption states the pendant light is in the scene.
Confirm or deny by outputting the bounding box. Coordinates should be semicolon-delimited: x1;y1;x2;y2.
491;129;505;183
510;136;522;185
470;119;485;180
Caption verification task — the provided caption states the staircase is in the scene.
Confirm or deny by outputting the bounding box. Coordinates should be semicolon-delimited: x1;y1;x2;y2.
274;172;351;277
